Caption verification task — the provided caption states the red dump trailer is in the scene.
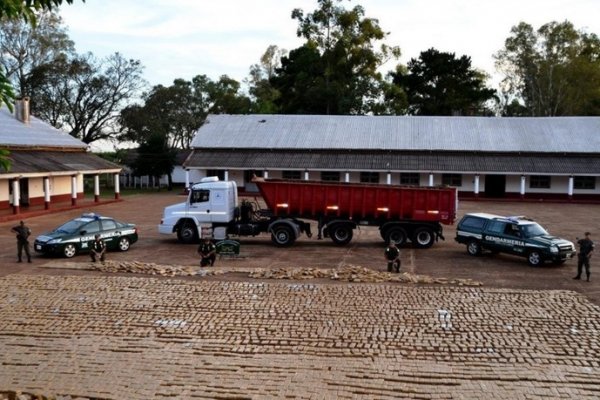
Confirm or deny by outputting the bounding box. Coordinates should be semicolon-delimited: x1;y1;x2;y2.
253;178;456;248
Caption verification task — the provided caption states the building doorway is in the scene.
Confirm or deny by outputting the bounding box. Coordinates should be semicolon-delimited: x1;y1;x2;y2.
485;175;506;198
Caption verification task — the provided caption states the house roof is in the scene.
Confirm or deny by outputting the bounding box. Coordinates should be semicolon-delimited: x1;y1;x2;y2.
185;149;600;175
191;114;600;154
2;150;121;176
0;106;86;149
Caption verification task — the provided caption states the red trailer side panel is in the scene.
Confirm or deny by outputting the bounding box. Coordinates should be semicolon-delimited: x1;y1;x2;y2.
255;179;457;225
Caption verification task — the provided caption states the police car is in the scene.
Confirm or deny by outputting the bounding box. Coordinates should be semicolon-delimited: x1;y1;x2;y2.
455;213;576;266
34;213;139;258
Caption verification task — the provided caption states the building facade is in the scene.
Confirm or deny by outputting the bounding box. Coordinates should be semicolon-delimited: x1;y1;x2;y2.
183;114;600;200
0;99;123;214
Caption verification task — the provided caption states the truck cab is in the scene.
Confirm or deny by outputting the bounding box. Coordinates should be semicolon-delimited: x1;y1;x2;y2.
158;177;237;243
455;213;576;266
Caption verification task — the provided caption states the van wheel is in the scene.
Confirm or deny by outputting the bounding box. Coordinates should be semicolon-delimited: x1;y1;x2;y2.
528;251;543;267
385;227;407;246
330;224;353;245
271;225;296;247
177;220;198;244
413;227;435;248
467;241;482;256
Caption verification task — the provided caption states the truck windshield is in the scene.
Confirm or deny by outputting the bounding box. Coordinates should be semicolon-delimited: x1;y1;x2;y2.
521;223;548;238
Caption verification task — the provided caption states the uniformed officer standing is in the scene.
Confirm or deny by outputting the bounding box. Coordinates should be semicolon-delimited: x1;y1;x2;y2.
385;242;401;273
90;234;106;262
198;237;216;267
11;220;32;263
574;232;594;282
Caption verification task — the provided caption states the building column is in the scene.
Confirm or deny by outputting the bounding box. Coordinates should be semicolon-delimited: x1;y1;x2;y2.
185;170;190;189
12;178;20;214
304;170;309;181
263;170;269;179
520;175;526;199
474;175;480;198
568;175;574;200
71;175;77;206
94;174;100;202
386;172;392;185
428;173;434;187
224;170;229;181
114;173;121;199
344;172;350;183
44;177;51;209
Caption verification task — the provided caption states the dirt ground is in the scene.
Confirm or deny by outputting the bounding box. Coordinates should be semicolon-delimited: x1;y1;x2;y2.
1;192;600;304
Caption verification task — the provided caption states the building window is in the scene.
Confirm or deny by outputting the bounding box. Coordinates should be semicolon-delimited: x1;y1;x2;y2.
400;173;420;185
530;175;551;189
360;172;379;183
206;170;225;180
574;176;596;190
321;171;340;182
442;174;462;187
282;170;302;180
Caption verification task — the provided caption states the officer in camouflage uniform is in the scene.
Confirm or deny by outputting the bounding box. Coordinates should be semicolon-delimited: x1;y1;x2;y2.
385;242;401;273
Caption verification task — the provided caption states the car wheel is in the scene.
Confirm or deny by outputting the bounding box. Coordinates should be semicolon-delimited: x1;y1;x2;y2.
528;251;543;267
63;243;77;258
385;227;407;246
118;237;131;251
413;227;435;248
467;240;482;256
271;225;295;247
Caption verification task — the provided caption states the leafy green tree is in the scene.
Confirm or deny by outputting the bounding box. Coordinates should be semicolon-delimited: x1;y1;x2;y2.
130;133;177;191
0;0;81;110
272;0;400;115
0;148;11;171
0;11;75;97
28;52;145;144
247;45;286;113
495;21;600;116
392;48;496;116
0;0;81;171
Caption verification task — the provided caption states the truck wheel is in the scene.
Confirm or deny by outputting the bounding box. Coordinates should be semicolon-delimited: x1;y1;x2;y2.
527;251;543;267
330;224;353;245
177;220;198;244
413;227;435;248
63;243;77;258
467;240;482;256
271;225;296;247
385;227;407;246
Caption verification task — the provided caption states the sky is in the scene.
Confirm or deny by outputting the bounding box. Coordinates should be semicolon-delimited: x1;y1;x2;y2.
59;0;600;91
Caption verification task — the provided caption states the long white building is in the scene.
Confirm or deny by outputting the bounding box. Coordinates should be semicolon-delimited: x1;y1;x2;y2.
184;114;600;201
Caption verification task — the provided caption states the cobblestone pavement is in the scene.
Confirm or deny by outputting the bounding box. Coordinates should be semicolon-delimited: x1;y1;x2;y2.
1;274;600;399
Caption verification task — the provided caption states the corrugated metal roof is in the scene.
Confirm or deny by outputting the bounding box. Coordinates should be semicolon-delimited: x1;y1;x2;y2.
191;114;600;153
0;106;86;149
186;149;600;175
1;150;121;174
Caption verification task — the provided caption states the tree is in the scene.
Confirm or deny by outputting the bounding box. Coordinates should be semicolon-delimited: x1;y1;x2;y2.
0;11;75;97
271;0;400;115
29;52;146;144
392;48;496;116
495;21;600;116
0;0;81;110
130;133;177;191
0;0;81;171
247;45;286;113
